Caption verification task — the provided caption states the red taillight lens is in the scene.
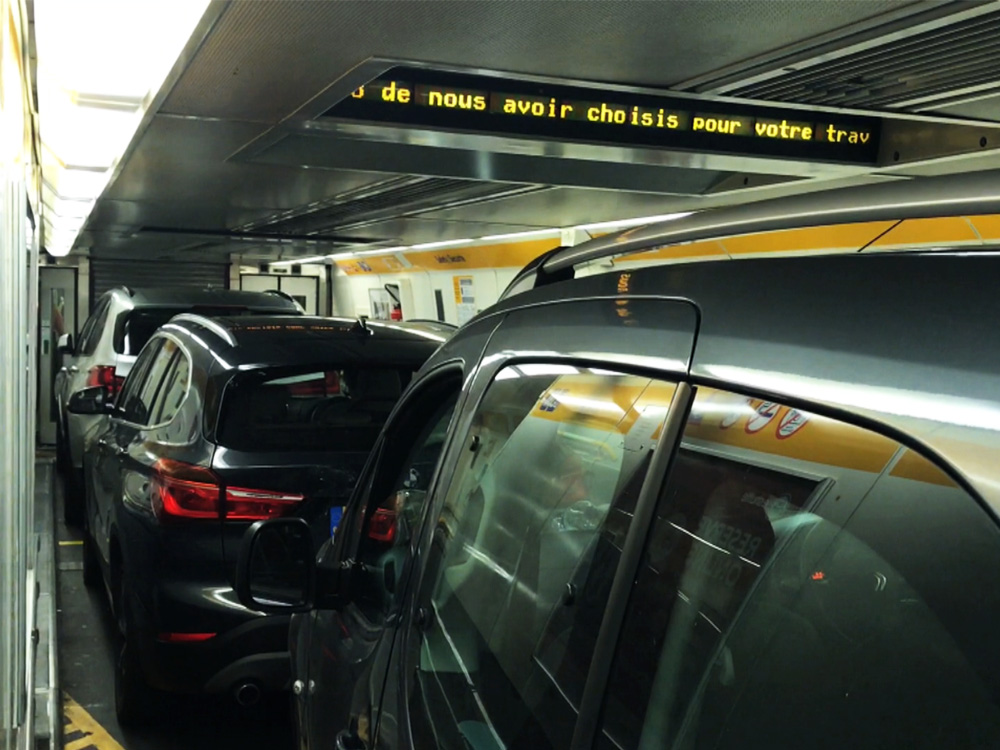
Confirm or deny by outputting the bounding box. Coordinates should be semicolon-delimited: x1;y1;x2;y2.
156;632;217;643
224;487;304;521
151;459;221;521
86;365;124;400
151;459;304;522
368;508;397;542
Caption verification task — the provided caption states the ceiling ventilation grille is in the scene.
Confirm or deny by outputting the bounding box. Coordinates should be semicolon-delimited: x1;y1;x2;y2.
249;176;547;237
721;9;1000;110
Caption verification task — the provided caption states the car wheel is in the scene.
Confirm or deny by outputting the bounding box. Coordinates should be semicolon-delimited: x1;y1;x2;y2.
114;577;157;726
63;468;85;527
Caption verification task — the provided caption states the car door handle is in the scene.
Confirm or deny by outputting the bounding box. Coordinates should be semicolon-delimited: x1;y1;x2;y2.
335;729;367;750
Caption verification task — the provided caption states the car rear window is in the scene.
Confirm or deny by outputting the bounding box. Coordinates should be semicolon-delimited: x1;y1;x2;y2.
217;366;415;452
115;306;297;355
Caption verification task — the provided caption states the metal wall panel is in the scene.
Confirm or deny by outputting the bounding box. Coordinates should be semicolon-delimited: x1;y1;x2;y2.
1;177;31;750
88;259;229;308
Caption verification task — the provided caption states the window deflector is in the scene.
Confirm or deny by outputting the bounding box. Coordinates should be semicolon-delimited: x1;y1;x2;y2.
645;474;836;750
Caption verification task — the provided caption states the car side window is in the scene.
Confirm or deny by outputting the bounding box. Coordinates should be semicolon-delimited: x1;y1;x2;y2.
116;339;166;425
78;296;110;356
346;380;461;620
595;388;1000;750
149;348;191;426
131;339;180;426
406;365;678;750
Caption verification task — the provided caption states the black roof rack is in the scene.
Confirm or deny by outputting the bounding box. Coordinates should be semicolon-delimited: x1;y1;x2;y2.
503;171;1000;299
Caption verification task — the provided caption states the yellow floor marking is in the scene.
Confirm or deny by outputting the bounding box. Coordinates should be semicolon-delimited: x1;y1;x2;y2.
58;541;84;546
63;693;125;750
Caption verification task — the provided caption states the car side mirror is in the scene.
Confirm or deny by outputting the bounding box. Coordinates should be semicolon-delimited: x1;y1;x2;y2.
57;333;74;355
68;386;114;415
236;518;317;613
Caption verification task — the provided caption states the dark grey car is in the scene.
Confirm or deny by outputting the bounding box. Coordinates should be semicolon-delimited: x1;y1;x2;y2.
237;185;1000;749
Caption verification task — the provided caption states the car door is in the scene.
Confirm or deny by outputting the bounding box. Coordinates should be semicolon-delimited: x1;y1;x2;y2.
91;337;173;565
298;366;465;750
375;295;699;749
591;387;1000;750
62;295;110;407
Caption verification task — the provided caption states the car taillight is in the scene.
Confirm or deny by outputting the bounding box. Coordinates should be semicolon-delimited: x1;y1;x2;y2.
368;508;397;542
151;460;221;521
86;365;124;399
150;459;304;522
224;487;304;520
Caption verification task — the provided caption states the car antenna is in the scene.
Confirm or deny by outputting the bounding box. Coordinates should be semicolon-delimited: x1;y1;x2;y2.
353;315;372;336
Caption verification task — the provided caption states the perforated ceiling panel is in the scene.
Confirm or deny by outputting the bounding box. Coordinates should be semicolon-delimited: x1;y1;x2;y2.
700;6;1000;111
162;0;914;123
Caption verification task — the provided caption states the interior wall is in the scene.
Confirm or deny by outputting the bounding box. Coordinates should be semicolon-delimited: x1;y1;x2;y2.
238;262;329;315
334;266;520;324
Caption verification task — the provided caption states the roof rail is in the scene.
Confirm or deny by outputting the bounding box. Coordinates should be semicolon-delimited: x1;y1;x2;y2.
263;289;306;312
169;314;237;346
404;319;458;329
506;171;1000;296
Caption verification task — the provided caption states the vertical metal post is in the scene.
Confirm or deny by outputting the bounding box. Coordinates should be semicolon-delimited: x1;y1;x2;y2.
0;0;34;745
1;172;29;750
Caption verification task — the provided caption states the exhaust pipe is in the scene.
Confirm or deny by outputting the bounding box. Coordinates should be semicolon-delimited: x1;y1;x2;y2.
233;681;261;707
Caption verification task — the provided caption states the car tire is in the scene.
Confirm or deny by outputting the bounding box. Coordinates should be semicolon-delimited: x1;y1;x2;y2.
114;577;158;726
63;468;85;527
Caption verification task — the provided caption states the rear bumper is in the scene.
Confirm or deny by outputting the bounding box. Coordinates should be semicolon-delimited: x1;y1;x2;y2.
129;583;292;695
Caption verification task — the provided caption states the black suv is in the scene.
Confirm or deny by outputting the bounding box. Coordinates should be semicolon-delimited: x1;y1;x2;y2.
55;286;303;525
69;314;449;724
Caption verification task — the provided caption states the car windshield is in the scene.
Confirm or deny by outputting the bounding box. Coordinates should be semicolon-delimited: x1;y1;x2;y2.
217;365;416;453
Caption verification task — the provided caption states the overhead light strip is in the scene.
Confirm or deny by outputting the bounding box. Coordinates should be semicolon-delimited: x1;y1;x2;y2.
268;211;692;266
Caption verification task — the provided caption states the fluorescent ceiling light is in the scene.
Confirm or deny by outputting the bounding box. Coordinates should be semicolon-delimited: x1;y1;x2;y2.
409;238;473;251
269;255;329;267
284;212;696;267
48;168;112;201
574;212;693;233
34;0;210;255
479;229;561;242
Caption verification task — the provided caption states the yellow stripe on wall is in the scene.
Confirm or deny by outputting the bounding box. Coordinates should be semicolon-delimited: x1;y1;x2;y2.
335;213;1000;276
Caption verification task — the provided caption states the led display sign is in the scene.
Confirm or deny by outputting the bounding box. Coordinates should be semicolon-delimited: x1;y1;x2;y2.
323;68;882;165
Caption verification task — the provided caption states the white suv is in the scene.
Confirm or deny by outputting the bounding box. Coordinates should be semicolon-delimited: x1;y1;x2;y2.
54;285;302;524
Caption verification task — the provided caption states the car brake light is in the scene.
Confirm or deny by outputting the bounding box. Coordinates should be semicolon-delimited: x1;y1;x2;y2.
156;632;217;643
86;365;124;399
151;459;304;522
368;508;397;542
224;487;304;520
151;459;221;521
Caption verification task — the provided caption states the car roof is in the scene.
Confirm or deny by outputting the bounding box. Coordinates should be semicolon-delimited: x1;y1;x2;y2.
165;314;448;370
437;249;1000;512
109;286;301;312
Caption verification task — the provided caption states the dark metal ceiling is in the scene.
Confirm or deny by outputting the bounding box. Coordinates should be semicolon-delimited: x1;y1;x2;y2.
69;0;1000;263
